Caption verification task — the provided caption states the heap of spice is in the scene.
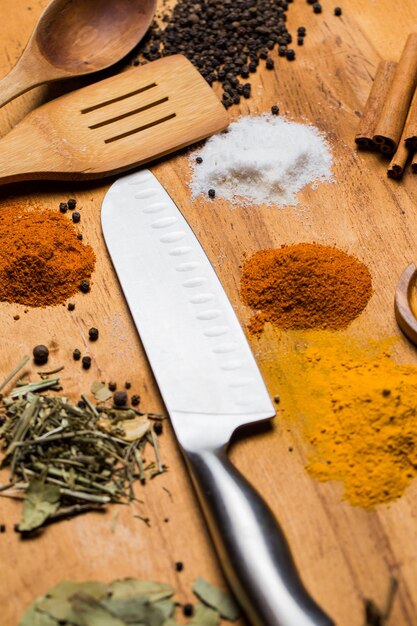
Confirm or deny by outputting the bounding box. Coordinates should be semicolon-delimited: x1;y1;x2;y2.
20;576;240;626
190;115;333;205
240;244;372;335
0;365;165;533
136;0;313;106
0;202;95;307
268;331;417;509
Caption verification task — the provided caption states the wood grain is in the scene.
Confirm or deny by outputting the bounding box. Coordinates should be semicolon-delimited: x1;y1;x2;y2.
1;2;417;626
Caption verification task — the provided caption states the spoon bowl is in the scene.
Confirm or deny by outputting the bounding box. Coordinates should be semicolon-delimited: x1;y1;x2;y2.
0;0;157;108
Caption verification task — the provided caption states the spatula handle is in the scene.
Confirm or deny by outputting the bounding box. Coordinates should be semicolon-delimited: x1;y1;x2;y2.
182;445;334;626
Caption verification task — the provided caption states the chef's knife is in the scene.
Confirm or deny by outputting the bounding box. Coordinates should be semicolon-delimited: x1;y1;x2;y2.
101;169;334;626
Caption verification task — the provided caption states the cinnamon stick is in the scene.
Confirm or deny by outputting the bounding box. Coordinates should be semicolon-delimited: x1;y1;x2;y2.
387;111;412;178
373;33;417;154
355;60;397;149
411;150;417;173
403;84;417;149
387;140;411;178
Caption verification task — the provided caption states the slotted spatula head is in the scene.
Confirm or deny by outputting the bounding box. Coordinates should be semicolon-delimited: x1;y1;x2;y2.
0;55;229;184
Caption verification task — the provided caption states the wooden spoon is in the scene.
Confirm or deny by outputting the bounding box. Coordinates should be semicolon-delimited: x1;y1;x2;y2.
394;262;417;345
0;0;157;109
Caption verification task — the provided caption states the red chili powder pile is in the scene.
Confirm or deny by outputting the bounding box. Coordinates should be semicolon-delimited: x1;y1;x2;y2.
240;243;373;334
0;202;95;307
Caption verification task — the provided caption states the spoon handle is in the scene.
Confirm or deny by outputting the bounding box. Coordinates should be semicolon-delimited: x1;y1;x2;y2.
0;51;55;109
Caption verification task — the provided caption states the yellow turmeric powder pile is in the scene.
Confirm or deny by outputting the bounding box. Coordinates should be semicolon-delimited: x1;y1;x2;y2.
269;332;417;509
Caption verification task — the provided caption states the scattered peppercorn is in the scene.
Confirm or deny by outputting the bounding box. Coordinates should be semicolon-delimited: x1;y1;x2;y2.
108;381;117;391
79;280;90;293
59;202;68;213
82;356;92;370
67;302;75;311
286;49;296;61
67;198;77;210
33;344;49;366
271;105;279;115
124;381;132;389
175;561;184;572
13;315;20;321
278;46;286;57
0;524;6;533
208;189;216;199
196;156;203;164
131;394;140;407
154;421;163;435
114;390;128;407
183;604;194;617
297;36;304;45
297;26;306;36
334;6;342;15
73;349;81;361
77;233;83;241
313;2;322;12
88;327;99;341
77;400;86;409
274;395;280;404
265;57;274;70
72;212;81;224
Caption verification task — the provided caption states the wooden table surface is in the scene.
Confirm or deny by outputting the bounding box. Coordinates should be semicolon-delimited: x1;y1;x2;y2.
1;1;417;625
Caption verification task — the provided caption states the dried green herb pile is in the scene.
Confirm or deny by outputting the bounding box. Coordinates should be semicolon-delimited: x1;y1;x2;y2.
20;577;240;626
0;373;165;533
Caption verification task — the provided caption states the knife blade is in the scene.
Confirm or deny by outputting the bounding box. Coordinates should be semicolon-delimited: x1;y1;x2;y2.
101;169;334;626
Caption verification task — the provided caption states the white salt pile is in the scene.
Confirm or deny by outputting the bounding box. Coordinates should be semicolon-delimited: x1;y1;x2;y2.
189;115;333;206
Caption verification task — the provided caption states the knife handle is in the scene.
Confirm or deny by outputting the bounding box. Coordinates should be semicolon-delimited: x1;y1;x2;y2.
181;444;334;626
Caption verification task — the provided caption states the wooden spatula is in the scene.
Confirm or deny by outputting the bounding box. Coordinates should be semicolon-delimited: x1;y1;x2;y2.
0;55;229;184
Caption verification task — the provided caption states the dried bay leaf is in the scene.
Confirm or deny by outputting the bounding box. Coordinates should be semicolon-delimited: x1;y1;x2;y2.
119;416;151;442
47;580;110;601
153;599;176;619
189;603;220;626
19;603;59;626
19;479;60;531
102;597;169;625
70;593;127;626
97;415;150;442
35;581;110;625
36;596;83;625
192;578;239;621
109;579;174;602
91;381;113;403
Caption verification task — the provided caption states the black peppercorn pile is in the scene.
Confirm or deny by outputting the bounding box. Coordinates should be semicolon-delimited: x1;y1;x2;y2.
137;0;300;107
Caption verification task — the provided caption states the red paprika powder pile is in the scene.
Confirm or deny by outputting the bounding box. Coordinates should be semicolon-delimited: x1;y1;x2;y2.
240;243;372;335
0;202;95;307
